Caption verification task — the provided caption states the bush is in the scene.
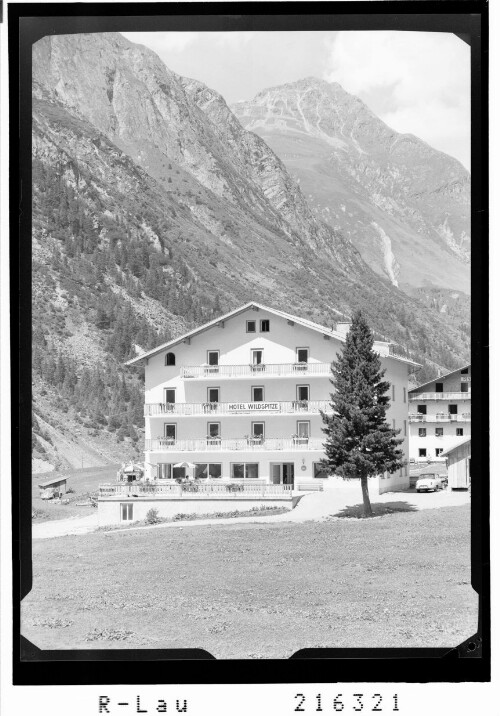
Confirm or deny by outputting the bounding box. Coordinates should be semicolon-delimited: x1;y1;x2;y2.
145;508;160;525
66;487;75;494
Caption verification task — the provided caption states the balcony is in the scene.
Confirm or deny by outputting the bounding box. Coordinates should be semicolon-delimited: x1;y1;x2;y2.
145;399;332;417
409;412;471;423
99;482;293;498
180;362;331;380
145;437;324;452
409;392;471;401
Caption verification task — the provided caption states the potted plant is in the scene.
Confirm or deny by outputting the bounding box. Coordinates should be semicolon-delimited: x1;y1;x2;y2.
294;361;308;372
293;399;309;411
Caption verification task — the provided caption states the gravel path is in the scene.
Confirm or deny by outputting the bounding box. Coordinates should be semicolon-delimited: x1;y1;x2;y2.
32;487;470;540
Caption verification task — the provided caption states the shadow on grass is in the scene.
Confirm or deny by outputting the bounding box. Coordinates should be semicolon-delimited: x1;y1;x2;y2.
330;501;419;519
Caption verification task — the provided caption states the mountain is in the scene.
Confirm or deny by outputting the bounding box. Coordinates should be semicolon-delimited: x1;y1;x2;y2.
31;33;470;471
232;77;470;294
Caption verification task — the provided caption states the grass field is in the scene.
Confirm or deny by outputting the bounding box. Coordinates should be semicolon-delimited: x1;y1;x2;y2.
22;505;476;659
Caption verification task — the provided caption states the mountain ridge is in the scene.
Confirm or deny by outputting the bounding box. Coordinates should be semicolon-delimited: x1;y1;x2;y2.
232;76;470;292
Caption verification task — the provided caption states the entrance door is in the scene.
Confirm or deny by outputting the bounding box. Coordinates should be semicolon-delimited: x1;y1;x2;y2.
283;463;295;486
271;463;294;486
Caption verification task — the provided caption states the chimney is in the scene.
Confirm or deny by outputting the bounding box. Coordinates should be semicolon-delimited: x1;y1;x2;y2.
336;322;351;336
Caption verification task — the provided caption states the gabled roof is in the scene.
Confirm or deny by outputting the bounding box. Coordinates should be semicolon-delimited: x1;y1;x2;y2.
409;364;471;394
38;477;67;487
125;301;419;367
440;437;471;457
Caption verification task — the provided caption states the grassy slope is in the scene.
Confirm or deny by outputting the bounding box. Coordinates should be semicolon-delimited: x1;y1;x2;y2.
22;505;476;658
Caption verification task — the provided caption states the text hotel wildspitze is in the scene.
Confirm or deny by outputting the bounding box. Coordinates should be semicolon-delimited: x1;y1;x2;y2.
227;401;279;412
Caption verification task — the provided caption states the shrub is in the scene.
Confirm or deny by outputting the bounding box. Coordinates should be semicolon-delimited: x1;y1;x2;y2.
66;487;75;494
145;508;160;525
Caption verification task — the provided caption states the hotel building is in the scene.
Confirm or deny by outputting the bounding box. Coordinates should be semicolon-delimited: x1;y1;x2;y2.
408;365;471;462
126;302;417;492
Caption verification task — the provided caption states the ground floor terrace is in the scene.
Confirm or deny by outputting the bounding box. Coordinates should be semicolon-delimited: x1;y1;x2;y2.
144;449;409;492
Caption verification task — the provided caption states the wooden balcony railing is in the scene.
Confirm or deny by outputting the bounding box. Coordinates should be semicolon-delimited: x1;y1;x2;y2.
145;400;332;417
145;437;324;452
409;413;471;423
409;392;471;401
180;362;331;379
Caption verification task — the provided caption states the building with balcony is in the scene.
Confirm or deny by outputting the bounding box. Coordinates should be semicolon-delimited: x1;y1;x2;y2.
408;364;471;462
125;302;417;492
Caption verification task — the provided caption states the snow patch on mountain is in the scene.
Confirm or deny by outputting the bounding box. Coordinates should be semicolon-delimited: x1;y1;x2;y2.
371;222;400;287
436;216;471;262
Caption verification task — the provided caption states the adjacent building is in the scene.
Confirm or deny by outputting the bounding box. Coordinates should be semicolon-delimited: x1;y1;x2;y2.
441;437;471;490
408;365;471;462
126;302;417;493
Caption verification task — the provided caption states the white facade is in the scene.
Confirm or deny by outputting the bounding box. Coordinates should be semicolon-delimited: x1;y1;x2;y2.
127;303;414;491
408;365;471;462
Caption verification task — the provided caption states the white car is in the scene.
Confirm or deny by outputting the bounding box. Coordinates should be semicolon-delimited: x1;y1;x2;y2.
416;475;443;493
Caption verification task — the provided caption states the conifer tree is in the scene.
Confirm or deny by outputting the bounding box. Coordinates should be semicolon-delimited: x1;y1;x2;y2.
320;310;405;517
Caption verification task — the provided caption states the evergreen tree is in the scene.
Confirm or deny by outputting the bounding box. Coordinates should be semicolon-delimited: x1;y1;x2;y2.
320;311;405;517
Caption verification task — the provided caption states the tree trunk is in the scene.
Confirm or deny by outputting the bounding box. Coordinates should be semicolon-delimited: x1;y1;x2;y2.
360;475;373;517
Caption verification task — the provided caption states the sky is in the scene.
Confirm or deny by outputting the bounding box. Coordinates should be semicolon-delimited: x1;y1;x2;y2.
121;30;471;170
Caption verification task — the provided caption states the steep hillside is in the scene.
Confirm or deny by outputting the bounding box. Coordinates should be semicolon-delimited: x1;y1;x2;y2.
233;77;470;294
31;33;470;469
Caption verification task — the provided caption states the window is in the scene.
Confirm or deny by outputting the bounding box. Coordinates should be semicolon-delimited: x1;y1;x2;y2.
417;405;427;415
449;404;458;415
121;503;134;521
231;463;259;479
296;348;309;363
207;387;220;403
260;319;270;332
251;349;263;364
157;464;172;480
313;462;329;478
207;422;221;438
419;448;427;457
435;382;443;393
418;428;427;437
435;427;443;437
296;385;309;401
404;420;407;436
456;428;464;436
403;387;406;403
246;320;256;333
165;352;176;366
252;386;264;402
461;382;469;393
252;422;265;439
164;388;176;404
435;448;443;457
392;419;396;430
297;421;310;439
164;423;176;440
392;385;395;401
194;463;222;479
461;367;469;374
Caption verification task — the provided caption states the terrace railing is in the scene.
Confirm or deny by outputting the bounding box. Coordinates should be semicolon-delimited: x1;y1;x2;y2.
145;437;324;452
99;482;293;497
180;362;331;379
145;399;332;417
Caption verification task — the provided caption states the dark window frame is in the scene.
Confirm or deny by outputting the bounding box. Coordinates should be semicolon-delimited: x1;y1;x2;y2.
260;319;270;333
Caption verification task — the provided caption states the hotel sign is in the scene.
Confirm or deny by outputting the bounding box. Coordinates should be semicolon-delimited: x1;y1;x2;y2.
227;402;280;412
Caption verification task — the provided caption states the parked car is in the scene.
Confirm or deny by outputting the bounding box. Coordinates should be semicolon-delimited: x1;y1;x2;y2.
415;474;443;493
